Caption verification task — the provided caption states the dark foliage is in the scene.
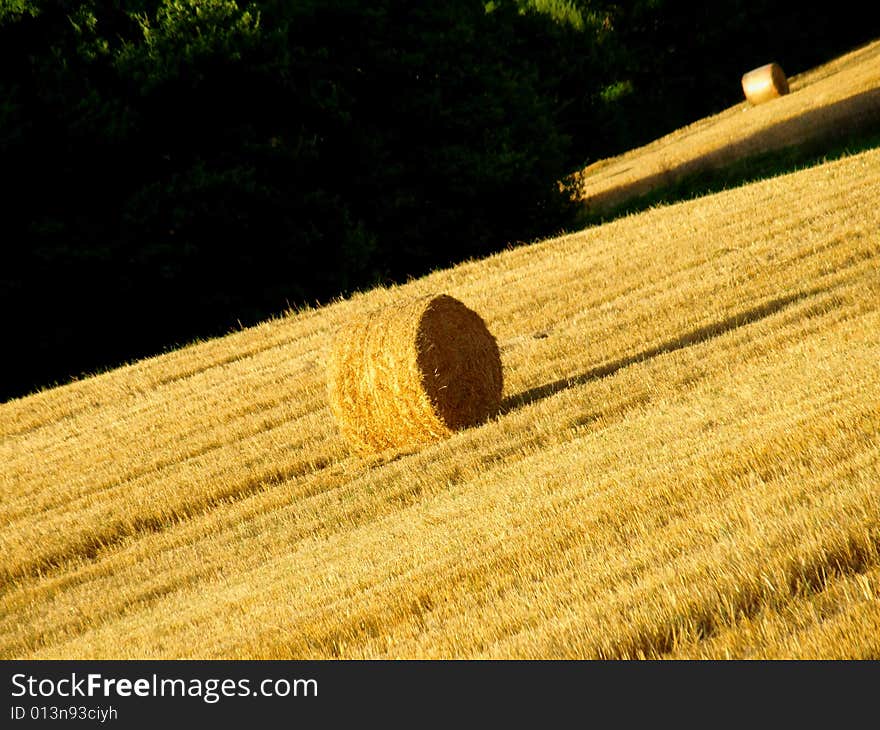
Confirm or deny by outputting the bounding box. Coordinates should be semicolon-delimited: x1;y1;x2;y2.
1;0;877;400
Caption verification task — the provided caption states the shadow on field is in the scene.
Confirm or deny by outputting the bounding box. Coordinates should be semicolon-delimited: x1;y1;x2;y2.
502;287;825;413
579;87;880;216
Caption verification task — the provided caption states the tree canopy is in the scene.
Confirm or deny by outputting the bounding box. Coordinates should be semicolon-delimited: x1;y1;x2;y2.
2;0;878;400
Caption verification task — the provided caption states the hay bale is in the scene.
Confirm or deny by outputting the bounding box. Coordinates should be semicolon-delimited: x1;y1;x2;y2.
742;62;790;105
327;294;503;452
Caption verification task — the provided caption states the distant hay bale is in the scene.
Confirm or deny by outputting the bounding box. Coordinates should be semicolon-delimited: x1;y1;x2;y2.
742;62;790;105
327;294;503;453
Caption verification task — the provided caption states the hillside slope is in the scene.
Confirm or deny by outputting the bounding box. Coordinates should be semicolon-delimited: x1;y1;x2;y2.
571;38;880;214
2;146;879;659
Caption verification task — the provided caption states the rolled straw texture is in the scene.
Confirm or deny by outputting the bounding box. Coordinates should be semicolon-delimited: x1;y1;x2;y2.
327;294;503;453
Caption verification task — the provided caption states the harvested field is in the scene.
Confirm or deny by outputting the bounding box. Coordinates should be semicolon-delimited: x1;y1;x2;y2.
2;141;878;658
5;32;880;659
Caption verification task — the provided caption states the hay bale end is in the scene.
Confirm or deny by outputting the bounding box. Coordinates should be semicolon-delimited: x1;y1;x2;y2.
327;294;503;453
742;62;790;105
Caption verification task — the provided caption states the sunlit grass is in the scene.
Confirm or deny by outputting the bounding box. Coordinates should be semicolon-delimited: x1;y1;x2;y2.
3;40;880;658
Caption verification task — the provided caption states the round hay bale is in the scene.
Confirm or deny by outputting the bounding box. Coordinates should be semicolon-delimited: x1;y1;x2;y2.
742;62;790;105
327;294;503;453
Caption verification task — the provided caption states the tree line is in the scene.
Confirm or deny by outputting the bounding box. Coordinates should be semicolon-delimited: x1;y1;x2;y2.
2;0;877;400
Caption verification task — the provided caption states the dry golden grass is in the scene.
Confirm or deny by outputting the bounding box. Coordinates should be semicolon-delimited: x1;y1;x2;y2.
570;38;880;213
2;58;880;658
2;146;877;659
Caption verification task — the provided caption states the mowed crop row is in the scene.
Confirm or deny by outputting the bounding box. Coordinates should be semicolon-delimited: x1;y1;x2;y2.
2;147;879;659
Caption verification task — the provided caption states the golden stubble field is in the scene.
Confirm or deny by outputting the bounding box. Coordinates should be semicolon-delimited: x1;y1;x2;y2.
2;139;878;659
5;34;880;658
